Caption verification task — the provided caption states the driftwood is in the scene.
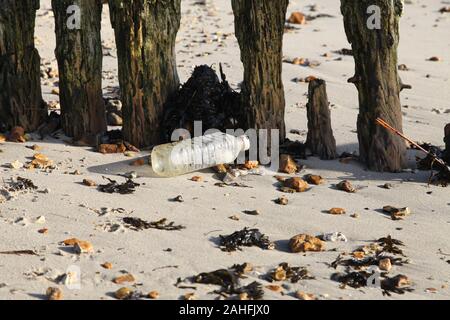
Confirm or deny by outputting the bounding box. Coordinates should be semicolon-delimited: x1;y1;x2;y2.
0;0;46;132
305;79;337;160
52;0;106;140
341;0;406;172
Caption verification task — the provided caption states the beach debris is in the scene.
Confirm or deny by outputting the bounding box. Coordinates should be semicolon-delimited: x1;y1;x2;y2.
101;262;113;270
62;238;94;254
289;234;325;253
231;263;253;275
229;215;240;221
242;209;260;216
183;293;196;300
163;65;243;140
114;287;133;300
379;258;392;272
377;236;405;256
265;284;282;292
130;158;145;166
321;232;348;242
148;291;159;299
381;275;414;296
122;217;185;231
113;274;135;284
219;227;275;252
331;271;370;289
266;263;315;283
0;250;38;256
336;180;356;193
46;287;63;300
281;177;309;193
381;183;394;189
428;56;441;62
0;134;6;143
38;228;49;234
439;7;450;13
274;196;288;205
194;269;239;292
279;154;298;174
190;176;203;182
350;213;360;219
9;160;24;169
35;216;46;224
98;177;140;194
82;179;96;187
215;181;252;188
328;207;346;215
170;195;184;202
382;206;411;220
287;12;306;24
295;291;316;300
98;143;126;154
236;282;264;300
241;160;259;170
305;174;324;185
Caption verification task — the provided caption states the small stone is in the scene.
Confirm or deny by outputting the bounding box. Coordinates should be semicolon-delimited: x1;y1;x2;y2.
265;285;282;293
9;160;23;169
273;268;287;281
382;183;393;189
46;287;63;300
29;144;42;151
243;160;259;170
33;153;49;161
183;292;196;300
190;176;203;182
83;179;96;187
35;216;46;224
229;215;240;221
38;228;49;234
238;293;249;300
289;234;325;253
336;180;356;193
350;213;360;219
124;171;137;179
283;177;309;192
322;232;347;242
428;56;441;62
243;209;260;216
279;154;298;174
114;287;133;300
329;208;346;215
130;158;145;166
288;12;306;25
275;196;289;205
214;164;228;173
101;262;113;270
383;206;411;220
295;291;316;300
305;174;325;185
148;291;159;299
74;241;94;254
113;274;135;284
378;258;392;272
171;195;184;203
353;251;365;259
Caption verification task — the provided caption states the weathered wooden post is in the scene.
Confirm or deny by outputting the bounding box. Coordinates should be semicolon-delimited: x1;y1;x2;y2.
306;79;337;160
108;0;181;148
52;0;106;141
341;0;406;171
0;0;46;132
232;0;289;145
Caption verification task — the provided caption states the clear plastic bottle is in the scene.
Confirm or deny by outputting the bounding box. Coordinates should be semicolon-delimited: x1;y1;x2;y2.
151;132;250;177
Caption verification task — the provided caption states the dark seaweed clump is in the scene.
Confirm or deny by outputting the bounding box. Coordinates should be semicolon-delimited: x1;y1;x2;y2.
98;177;140;194
219;228;275;252
163;64;243;141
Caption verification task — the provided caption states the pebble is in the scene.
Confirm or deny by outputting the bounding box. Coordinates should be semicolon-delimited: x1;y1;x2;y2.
114;287;132;300
289;234;325;253
113;274;135;284
46;287;63;300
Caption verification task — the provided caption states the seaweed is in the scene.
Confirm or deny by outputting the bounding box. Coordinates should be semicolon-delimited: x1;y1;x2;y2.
377;236;405;256
266;263;315;283
7;177;38;192
330;254;408;270
163;64;243;141
235;281;264;300
381;275;414;296
331;271;370;289
219;228;275;252
123;217;185;231
98;177;140;194
0;250;38;256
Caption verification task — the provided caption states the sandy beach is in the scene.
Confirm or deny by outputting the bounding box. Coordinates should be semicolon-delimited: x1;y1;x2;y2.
0;0;450;300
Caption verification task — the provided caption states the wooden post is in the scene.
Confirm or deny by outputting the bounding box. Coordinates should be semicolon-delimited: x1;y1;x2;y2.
232;0;288;145
109;0;181;148
52;0;106;141
0;0;46;132
341;0;406;172
306;79;337;160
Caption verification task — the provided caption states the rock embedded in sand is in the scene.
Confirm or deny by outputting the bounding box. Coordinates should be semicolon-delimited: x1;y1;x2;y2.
379;258;392;272
305;174;324;185
295;291;316;300
279;154;298;174
287;12;306;25
115;287;133;300
148;291;160;299
46;287;63;300
337;180;356;193
83;179;96;187
101;262;113;270
113;274;135;284
328;208;346;215
283;177;309;192
289;234;325;253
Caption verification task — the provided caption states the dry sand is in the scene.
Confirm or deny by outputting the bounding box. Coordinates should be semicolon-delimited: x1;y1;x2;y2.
0;0;449;300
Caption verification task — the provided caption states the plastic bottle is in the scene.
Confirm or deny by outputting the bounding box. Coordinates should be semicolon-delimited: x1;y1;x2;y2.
151;132;250;177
